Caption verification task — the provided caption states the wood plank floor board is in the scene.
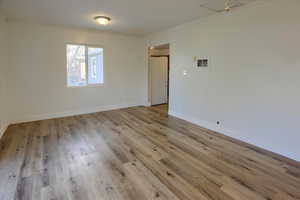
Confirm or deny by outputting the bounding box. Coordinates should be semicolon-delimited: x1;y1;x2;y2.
0;104;299;200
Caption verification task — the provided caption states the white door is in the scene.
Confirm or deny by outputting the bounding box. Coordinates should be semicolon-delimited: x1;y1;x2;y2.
150;57;168;105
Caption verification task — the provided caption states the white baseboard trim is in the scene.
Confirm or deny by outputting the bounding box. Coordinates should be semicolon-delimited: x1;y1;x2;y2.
168;110;300;162
0;121;9;139
169;109;237;139
144;101;152;107
10;102;143;125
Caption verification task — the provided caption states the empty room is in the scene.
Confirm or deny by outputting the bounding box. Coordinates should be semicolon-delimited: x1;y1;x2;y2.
0;0;299;199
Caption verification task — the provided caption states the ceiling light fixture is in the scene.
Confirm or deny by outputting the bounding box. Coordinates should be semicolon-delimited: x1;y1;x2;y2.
94;16;111;25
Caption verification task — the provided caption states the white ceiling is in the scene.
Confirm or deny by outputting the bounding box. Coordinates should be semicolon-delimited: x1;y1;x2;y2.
0;0;256;36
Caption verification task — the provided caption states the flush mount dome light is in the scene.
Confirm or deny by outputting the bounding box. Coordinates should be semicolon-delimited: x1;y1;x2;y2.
94;16;111;25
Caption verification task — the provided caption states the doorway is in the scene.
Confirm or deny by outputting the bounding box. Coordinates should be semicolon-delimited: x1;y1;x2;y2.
148;44;170;111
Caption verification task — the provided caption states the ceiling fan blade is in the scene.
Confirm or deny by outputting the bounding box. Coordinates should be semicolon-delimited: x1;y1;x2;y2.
200;1;244;13
229;2;245;9
200;4;227;13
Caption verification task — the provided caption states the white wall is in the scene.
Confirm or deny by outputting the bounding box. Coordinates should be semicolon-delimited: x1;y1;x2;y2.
6;20;147;123
146;0;300;161
0;12;9;136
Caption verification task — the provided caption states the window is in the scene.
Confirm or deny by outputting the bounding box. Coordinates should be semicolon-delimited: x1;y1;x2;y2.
67;44;103;87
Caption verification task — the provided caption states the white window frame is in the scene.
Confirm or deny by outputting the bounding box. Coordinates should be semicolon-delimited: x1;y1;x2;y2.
66;43;104;88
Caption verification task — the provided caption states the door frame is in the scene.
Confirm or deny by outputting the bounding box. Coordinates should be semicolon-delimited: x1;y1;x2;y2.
149;55;170;106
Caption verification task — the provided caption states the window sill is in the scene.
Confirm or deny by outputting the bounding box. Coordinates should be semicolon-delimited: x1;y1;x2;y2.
67;83;104;88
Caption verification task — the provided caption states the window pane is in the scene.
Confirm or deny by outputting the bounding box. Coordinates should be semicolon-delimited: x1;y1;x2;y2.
88;47;103;84
67;44;87;87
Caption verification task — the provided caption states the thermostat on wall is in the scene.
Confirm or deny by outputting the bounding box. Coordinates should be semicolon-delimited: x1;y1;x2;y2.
197;58;208;67
194;56;209;67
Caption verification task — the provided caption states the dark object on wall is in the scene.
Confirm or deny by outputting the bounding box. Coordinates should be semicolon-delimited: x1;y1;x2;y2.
197;59;208;67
